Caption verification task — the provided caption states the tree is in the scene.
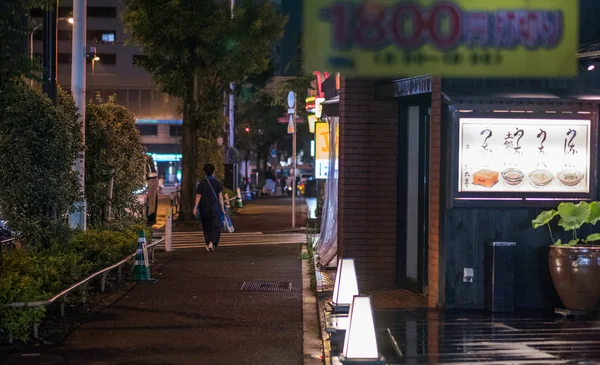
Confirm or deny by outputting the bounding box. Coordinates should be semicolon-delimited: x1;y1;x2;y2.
0;0;34;94
85;96;147;227
123;0;286;220
0;85;82;247
236;91;286;178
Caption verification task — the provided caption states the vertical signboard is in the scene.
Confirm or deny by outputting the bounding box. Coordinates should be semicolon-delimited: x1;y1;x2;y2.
315;122;330;179
304;0;578;77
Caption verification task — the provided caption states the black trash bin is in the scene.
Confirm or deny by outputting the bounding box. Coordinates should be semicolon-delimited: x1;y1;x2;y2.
485;242;516;313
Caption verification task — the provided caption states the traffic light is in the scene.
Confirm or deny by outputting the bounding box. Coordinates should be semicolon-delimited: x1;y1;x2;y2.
245;127;250;133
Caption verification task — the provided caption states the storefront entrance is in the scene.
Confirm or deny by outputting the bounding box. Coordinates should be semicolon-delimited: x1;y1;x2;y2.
397;98;430;294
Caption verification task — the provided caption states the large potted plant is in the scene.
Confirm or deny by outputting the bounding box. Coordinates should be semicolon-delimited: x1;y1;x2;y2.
532;201;600;310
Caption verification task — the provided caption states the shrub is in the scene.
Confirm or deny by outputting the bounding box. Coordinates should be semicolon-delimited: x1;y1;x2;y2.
85;96;146;227
0;251;46;341
0;85;82;247
68;229;141;271
223;187;236;200
0;225;151;341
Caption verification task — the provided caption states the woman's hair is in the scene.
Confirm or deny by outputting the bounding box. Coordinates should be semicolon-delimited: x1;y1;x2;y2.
203;163;215;176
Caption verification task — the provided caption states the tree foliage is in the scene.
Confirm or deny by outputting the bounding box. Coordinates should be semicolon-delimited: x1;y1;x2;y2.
0;85;82;247
123;0;286;220
0;0;35;94
236;91;286;168
85;96;146;227
197;138;225;182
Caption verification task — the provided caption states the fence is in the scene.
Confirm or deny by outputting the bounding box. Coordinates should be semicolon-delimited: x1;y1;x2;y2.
4;235;165;342
0;237;16;252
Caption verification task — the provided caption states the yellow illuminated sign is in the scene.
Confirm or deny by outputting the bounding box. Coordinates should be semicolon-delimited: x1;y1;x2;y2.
304;0;578;77
308;115;318;134
315;122;329;161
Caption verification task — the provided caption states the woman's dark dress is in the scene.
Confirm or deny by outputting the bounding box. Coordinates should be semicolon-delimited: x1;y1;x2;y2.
196;177;223;246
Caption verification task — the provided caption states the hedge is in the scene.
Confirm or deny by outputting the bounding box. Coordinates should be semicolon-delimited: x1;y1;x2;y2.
0;225;151;342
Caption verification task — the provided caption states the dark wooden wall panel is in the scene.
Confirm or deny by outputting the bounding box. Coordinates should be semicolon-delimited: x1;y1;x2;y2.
443;208;562;309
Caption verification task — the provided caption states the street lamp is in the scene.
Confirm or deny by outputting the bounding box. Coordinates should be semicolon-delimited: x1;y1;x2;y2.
88;47;100;89
29;17;74;86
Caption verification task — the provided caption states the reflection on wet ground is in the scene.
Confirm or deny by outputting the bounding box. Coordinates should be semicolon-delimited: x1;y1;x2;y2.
372;309;600;364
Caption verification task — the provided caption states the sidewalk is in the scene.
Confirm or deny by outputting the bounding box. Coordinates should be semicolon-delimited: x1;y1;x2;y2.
7;199;310;365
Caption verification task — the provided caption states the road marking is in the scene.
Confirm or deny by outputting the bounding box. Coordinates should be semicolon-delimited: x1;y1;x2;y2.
165;232;306;249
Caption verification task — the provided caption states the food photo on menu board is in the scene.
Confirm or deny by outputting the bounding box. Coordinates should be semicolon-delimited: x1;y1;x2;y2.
458;118;591;194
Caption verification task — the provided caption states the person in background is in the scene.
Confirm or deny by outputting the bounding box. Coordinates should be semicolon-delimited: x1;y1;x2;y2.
158;175;165;193
280;176;287;196
194;164;225;252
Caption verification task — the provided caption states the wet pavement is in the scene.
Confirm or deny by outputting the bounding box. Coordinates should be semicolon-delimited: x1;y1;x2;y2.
346;309;600;364
1;198;307;365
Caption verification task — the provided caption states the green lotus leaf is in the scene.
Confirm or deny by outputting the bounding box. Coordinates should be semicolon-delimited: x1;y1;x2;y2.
554;239;562;246
587;202;600;225
566;239;579;246
558;202;590;231
532;210;558;229
586;233;600;243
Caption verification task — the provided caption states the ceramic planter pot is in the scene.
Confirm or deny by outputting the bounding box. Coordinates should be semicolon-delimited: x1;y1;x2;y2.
549;245;600;310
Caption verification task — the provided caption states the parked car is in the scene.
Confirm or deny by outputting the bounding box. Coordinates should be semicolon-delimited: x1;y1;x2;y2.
133;155;159;226
0;219;14;241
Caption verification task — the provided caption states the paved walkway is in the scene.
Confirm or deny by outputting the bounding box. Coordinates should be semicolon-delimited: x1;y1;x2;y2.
8;198;308;365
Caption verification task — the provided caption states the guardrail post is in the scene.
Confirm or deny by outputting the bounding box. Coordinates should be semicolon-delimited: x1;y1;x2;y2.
118;263;124;281
100;271;110;293
61;300;65;317
80;282;88;304
33;323;39;339
165;207;173;252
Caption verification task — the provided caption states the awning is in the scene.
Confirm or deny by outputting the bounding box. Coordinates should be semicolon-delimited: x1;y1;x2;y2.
322;96;339;117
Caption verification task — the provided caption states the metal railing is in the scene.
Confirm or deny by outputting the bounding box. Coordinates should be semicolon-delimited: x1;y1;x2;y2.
1;237;16;252
4;235;165;341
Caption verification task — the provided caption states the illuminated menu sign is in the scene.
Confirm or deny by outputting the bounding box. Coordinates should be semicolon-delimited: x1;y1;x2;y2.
458;118;591;194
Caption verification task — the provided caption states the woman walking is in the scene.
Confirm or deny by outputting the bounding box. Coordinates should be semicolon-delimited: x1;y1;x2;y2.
194;164;225;252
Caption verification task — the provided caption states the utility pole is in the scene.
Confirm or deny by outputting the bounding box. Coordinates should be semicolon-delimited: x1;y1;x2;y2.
287;91;296;229
69;0;87;230
42;0;58;104
228;0;235;162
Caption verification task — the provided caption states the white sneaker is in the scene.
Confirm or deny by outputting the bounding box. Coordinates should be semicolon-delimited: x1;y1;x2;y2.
208;242;214;252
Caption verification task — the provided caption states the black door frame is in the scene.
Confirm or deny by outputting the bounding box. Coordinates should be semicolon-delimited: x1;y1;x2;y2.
396;95;431;293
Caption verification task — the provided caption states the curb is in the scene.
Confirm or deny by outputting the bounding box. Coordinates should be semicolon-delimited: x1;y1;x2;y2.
302;245;324;365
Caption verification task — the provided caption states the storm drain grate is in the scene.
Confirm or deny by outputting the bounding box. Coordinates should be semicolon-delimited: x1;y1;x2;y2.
239;281;292;292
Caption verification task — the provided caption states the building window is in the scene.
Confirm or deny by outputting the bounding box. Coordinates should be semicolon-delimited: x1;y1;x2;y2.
88;7;117;18
137;125;158;136
88;30;116;43
31;6;116;18
33;30;71;41
101;32;115;42
169;126;183;137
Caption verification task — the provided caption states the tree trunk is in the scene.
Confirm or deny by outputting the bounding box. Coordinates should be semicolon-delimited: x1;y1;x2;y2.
179;70;200;221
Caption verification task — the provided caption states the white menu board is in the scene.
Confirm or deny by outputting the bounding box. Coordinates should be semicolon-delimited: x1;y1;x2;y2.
459;118;591;193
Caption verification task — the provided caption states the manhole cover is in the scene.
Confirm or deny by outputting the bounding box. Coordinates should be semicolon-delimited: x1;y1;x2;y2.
239;281;292;292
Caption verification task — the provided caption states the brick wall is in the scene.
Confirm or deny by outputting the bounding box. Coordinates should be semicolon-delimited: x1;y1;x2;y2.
428;77;442;308
338;78;399;291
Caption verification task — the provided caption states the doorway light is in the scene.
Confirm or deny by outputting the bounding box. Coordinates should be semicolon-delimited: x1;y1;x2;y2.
332;258;359;312
340;296;385;364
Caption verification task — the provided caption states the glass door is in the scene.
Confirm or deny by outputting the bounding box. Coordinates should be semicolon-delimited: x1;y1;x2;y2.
397;102;430;293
